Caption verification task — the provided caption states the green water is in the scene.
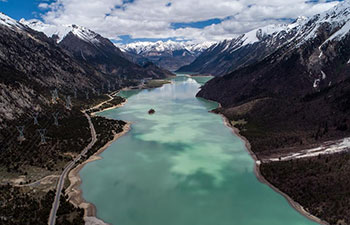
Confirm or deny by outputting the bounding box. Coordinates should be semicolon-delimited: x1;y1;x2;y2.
80;75;317;225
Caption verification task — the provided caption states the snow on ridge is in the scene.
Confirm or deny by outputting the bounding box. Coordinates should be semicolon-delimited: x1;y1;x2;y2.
242;24;286;45
122;40;215;55
301;1;350;43
20;19;100;44
70;24;100;44
326;20;350;42
243;17;308;46
0;12;24;30
214;17;307;56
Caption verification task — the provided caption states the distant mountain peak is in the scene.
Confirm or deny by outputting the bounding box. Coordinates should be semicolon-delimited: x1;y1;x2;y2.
121;40;215;55
120;40;215;71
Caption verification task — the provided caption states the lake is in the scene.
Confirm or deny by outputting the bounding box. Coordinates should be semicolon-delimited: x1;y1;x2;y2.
80;75;317;225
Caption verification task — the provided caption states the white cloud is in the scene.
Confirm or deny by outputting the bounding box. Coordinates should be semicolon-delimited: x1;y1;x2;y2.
40;0;341;43
38;3;50;9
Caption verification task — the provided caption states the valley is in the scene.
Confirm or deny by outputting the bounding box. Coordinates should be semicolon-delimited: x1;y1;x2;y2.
1;1;350;225
78;75;318;225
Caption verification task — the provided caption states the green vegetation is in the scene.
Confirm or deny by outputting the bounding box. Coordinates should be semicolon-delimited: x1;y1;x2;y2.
82;116;126;161
0;185;83;225
56;192;84;225
215;95;350;158
0;105;91;175
0;91;128;225
214;85;350;225
144;79;171;89
0;185;53;225
261;153;350;225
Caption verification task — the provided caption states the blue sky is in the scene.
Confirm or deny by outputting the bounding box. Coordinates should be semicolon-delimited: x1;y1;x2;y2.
0;0;49;20
0;0;343;44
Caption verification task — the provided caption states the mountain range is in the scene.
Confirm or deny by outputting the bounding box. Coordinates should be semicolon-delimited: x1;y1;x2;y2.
177;17;309;76
21;19;173;80
0;14;173;127
120;40;214;71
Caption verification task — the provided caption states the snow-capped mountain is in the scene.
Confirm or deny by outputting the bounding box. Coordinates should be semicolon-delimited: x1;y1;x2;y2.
296;1;350;45
178;17;308;76
199;0;350;101
20;19;101;44
0;13;112;124
20;19;173;79
0;12;25;30
0;13;173;124
120;40;214;71
122;40;214;56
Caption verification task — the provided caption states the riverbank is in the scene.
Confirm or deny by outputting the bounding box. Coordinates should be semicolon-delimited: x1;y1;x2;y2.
66;123;131;223
65;80;169;224
90;98;128;116
65;92;132;224
218;112;328;225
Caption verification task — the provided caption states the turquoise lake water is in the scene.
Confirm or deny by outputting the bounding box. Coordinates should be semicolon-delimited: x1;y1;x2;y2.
80;75;317;225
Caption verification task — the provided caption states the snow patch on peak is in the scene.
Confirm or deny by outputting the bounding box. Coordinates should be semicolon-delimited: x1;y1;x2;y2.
20;19;100;44
69;24;100;44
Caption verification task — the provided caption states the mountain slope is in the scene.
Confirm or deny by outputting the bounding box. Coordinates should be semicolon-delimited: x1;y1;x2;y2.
121;40;214;71
0;13;111;125
197;3;350;223
21;20;173;79
198;2;350;107
178;18;307;76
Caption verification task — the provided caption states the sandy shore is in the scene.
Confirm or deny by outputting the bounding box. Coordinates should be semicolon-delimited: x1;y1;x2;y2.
219;114;328;225
66;93;131;224
90;99;128;116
